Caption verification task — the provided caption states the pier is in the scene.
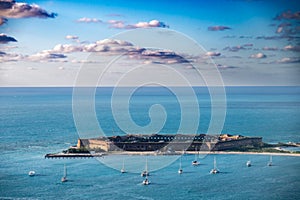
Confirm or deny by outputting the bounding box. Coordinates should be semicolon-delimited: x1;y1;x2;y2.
45;153;104;159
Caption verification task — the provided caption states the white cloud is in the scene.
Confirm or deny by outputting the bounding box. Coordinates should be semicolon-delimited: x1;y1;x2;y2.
276;26;283;33
65;35;79;40
77;17;102;23
28;51;67;61
262;46;278;51
108;19;169;29
283;45;300;52
107;20;125;28
83;43;109;52
250;53;266;59
70;59;98;64
129;20;169;28
48;39;136;54
205;51;221;57
52;44;83;53
0;52;23;62
0;45;18;51
0;0;56;19
95;39;132;46
277;57;300;63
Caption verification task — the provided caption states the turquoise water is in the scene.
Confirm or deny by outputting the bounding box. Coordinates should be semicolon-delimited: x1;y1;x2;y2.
0;87;299;199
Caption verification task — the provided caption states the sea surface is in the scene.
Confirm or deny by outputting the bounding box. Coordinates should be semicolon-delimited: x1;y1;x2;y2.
0;86;299;200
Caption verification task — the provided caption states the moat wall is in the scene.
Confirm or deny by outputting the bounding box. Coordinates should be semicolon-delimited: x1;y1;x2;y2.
78;136;263;152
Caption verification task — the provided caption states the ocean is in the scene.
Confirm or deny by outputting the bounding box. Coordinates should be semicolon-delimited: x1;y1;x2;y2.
0;86;299;199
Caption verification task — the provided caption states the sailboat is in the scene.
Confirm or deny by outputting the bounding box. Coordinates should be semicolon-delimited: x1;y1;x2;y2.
192;151;200;166
178;156;183;174
121;158;126;173
210;156;220;174
142;175;150;185
267;155;273;166
246;160;251;167
61;164;68;182
141;158;149;177
28;170;36;177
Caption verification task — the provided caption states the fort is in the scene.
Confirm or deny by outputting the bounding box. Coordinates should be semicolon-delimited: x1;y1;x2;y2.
75;134;263;152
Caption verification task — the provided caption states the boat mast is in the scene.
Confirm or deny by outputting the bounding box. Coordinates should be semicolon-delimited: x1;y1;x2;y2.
214;157;217;169
64;164;67;177
179;157;182;169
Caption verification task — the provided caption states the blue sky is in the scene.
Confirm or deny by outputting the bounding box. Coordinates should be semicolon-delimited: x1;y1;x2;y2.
0;0;299;86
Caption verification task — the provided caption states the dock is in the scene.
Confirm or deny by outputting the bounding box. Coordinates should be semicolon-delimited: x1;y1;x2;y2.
45;153;104;159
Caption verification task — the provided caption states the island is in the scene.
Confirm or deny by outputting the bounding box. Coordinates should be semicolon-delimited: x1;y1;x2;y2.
45;134;300;158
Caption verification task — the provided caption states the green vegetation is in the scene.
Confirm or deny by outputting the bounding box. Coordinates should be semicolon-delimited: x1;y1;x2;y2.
223;142;300;154
65;147;90;154
64;147;106;154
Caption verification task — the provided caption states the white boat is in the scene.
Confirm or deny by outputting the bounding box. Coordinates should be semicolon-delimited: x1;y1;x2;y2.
178;157;183;174
246;160;251;167
268;155;273;166
210;157;220;174
121;158;126;173
141;158;149;177
28;171;35;177
192;151;200;166
142;176;150;185
61;164;68;182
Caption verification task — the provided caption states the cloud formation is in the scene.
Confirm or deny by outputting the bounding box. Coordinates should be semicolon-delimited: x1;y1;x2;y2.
223;44;252;52
274;11;300;20
65;35;79;40
283;45;300;52
276;22;291;33
126;20;169;29
277;57;300;63
0;51;23;62
262;46;278;51
0;33;17;43
139;49;188;64
256;35;300;41
28;51;67;61
250;53;266;59
0;17;7;25
205;51;221;57
107;20;125;28
17;38;191;64
108;19;169;29
49;39;135;54
0;0;57;18
76;17;102;23
208;26;231;31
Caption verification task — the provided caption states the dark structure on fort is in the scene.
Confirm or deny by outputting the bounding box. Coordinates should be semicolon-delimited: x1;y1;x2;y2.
75;134;263;152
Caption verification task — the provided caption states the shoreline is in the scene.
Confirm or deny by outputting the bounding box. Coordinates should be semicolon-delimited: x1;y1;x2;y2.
108;151;300;157
45;151;300;158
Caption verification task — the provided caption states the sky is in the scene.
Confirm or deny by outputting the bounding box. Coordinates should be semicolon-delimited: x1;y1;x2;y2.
0;0;300;86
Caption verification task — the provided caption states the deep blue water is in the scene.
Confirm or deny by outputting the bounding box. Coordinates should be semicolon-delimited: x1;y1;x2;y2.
0;86;299;199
